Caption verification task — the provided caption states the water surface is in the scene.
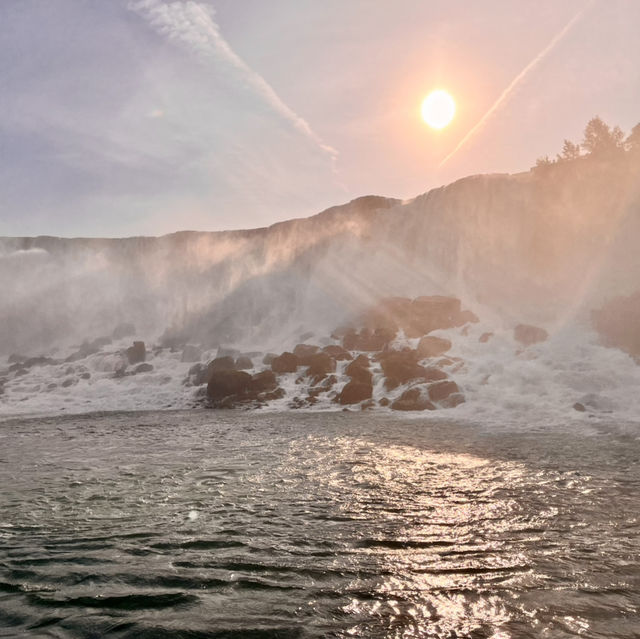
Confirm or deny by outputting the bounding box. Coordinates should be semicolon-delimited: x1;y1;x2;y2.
1;411;639;638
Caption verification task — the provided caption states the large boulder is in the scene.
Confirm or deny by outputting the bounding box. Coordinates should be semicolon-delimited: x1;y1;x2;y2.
416;335;452;359
514;324;548;346
126;341;146;365
293;344;320;365
379;350;443;385
428;380;461;403
391;387;435;411
207;370;252;401
306;352;336;377
271;352;299;373
343;327;395;351
322;344;353;361
592;291;640;358
345;354;372;385
337;380;373;405
250;370;278;392
208;356;236;372
235;356;253;370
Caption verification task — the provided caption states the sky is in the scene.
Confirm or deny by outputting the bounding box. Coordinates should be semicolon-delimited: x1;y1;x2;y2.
0;0;639;237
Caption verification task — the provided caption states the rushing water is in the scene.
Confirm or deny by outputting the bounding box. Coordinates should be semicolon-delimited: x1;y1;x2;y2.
0;411;639;638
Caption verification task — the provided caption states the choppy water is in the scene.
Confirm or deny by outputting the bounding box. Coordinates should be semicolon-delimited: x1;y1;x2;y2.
1;411;639;638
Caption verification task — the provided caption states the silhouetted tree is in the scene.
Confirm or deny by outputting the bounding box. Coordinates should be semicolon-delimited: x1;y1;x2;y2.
581;117;624;157
626;123;640;155
556;139;581;162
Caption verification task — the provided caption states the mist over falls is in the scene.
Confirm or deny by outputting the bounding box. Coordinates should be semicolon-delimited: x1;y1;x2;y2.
1;153;640;420
2;159;639;356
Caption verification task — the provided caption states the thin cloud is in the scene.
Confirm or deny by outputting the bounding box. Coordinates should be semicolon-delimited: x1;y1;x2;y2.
129;0;338;162
440;1;594;167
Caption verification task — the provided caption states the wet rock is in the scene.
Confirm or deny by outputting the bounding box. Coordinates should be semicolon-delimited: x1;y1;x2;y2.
345;354;372;385
8;354;26;364
343;327;395;352
479;332;493;343
61;377;76;388
322;344;353;361
306;353;336;377
187;363;208;386
416;336;451;359
250;370;278;392
293;344;319;364
379;350;446;385
573;402;586;412
133;363;154;374
391;387;435;411
262;353;278;365
208;356;236;372
112;322;136;339
235;356;253;370
592;291;640;358
379;397;390;407
114;360;127;378
271;352;299;373
514;324;548;346
79;372;91;380
217;346;241;359
361;399;376;410
126;341;146;365
181;345;202;363
337;380;373;405
428;380;461;403
207;370;252;401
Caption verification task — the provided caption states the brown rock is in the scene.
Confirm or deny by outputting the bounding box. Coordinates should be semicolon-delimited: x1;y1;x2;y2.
479;332;493;343
306;352;336;377
391;387;435;411
271;352;299;373
207;370;252;401
250;370;278;392
208;356;236;373
428;380;460;403
416;335;452;358
293;344;319;364
337;380;373;405
126;341;146;365
592;291;640;358
322;344;353;360
514;324;548;346
235;356;253;370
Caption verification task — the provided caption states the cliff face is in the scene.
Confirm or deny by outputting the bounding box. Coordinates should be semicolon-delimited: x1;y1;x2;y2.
1;160;639;355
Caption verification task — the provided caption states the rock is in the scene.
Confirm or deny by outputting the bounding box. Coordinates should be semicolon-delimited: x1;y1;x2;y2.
8;354;26;364
207;370;252;401
361;399;376;410
457;310;480;325
379;397;390;407
440;393;466;408
416;336;452;359
391;387;435;411
479;332;493;343
235;356;253;370
345;354;372;384
187;363;208;386
514;324;548;346
592;291;640;358
306;352;336;377
61;377;76;388
343;327;395;351
126;341;146;365
208;356;236;372
112;322;136;339
322;344;353;360
379;350;445;385
181;345;202;363
262;353;277;365
428;380;461;403
337;380;373;405
80;372;91;380
250;370;278;392
216;346;241;359
23;356;57;368
573;402;586;412
134;363;154;374
271;352;299;373
114;360;127;378
293;344;319;364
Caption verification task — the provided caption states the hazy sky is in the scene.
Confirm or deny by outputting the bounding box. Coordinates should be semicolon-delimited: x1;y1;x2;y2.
1;0;639;237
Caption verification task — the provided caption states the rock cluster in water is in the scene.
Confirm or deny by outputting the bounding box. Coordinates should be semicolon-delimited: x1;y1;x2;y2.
188;295;478;411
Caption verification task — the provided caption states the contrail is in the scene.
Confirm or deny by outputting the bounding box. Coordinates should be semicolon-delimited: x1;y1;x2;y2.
439;1;594;168
129;0;338;162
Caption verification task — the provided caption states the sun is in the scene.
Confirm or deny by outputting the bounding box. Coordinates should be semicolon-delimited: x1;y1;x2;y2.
421;90;456;129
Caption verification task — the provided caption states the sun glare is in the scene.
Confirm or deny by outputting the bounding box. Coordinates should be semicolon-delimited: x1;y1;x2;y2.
421;90;456;129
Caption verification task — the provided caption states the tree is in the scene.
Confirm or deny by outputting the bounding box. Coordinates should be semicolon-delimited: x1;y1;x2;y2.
557;139;581;162
581;117;624;157
626;123;640;154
